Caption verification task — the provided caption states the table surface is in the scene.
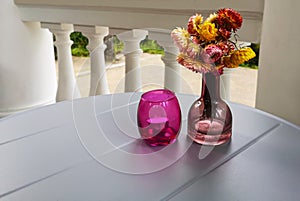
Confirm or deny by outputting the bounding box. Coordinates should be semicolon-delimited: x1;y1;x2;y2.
0;93;299;201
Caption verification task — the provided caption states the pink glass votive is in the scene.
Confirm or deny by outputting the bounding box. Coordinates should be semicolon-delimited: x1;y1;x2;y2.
137;89;181;146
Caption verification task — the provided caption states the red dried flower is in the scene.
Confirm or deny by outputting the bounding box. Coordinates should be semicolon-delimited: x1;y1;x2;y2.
218;28;232;40
217;8;243;31
187;15;197;35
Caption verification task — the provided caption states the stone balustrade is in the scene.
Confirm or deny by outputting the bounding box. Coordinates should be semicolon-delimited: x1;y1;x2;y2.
0;0;264;116
40;24;238;101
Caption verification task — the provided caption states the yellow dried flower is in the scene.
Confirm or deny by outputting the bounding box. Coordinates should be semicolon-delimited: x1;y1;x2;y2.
205;13;218;23
193;14;203;26
199;22;218;42
223;47;256;68
188;14;203;35
222;56;237;68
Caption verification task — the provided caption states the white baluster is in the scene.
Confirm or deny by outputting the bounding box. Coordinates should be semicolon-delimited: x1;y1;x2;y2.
45;23;81;101
161;51;181;93
118;29;148;92
76;26;110;95
148;29;181;93
220;68;233;100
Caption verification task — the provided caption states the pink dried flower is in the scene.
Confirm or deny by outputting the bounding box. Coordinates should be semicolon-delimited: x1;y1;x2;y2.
201;45;223;64
217;41;235;56
171;28;190;52
177;53;212;74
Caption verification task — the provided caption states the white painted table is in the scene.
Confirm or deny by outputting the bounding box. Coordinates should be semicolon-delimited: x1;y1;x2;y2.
1;93;299;201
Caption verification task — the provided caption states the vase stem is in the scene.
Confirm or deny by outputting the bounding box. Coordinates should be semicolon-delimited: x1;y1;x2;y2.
201;72;220;102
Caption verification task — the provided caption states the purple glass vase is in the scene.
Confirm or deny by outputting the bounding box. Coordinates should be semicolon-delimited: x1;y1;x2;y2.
137;89;181;146
188;72;232;145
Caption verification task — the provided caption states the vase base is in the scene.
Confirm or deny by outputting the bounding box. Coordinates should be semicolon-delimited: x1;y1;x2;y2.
188;129;232;146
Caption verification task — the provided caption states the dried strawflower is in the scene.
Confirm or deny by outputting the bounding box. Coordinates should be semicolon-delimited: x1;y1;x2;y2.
187;14;203;36
171;8;256;74
217;8;243;31
223;47;256;68
199;22;218;42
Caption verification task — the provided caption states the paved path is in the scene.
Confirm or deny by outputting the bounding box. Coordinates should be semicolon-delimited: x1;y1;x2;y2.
69;53;257;107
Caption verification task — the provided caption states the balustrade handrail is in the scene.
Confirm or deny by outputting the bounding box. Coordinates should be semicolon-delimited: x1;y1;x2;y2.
14;0;263;42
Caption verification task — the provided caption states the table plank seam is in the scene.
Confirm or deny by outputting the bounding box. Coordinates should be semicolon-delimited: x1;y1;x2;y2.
160;123;281;201
0;165;73;198
95;101;139;117
0;158;98;199
0;125;65;146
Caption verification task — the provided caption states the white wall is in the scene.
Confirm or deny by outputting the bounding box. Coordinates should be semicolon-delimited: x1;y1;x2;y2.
0;0;57;116
256;0;300;126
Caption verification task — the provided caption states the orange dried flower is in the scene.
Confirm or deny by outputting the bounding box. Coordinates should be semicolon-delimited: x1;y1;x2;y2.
217;8;243;31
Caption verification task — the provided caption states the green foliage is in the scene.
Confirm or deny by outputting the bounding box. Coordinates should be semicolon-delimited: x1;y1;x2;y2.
71;47;89;57
239;63;259;69
113;36;124;54
70;32;89;57
140;36;164;54
111;36;164;55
